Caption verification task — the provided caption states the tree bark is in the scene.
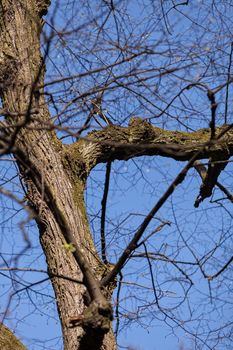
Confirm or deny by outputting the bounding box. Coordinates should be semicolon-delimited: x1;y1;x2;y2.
0;324;27;350
76;117;233;169
0;1;115;349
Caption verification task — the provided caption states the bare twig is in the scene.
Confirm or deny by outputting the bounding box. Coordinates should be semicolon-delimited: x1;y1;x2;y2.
207;255;233;280
101;151;201;286
101;161;112;264
224;42;233;124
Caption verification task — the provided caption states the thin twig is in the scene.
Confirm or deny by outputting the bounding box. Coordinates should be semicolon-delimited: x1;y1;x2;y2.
101;150;202;286
101;161;112;264
0;267;83;284
207;255;233;280
137;221;171;247
224;42;233;124
142;243;158;302
114;271;123;337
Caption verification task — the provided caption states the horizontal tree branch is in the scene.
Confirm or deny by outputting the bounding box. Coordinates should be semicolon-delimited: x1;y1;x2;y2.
67;118;233;175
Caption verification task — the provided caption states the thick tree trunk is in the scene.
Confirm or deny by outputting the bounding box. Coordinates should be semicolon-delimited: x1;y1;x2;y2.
0;1;116;349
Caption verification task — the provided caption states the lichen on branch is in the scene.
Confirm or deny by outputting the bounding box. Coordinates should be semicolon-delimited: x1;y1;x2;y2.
65;117;233;177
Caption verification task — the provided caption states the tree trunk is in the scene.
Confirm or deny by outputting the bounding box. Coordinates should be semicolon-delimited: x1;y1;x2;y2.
0;1;116;349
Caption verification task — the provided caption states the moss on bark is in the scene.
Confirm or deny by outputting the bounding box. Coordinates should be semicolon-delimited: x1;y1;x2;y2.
0;324;27;350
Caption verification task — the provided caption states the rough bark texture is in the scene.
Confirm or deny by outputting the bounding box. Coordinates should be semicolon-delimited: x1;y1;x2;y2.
75;118;232;171
0;1;115;349
0;324;27;350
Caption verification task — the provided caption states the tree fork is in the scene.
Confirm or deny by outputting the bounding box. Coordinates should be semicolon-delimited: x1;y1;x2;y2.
0;1;116;349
